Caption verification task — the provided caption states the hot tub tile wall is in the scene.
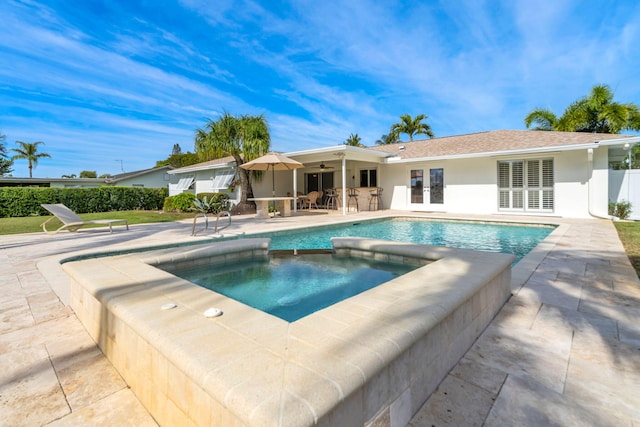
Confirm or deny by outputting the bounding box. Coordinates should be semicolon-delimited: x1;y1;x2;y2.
64;237;513;427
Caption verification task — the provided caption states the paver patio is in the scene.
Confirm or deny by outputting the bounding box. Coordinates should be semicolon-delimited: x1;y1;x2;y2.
1;211;639;426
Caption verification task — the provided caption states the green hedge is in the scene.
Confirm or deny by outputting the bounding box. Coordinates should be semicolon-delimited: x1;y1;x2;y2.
0;187;168;218
163;192;196;212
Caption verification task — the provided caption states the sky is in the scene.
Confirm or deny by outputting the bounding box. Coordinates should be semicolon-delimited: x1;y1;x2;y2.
1;0;640;178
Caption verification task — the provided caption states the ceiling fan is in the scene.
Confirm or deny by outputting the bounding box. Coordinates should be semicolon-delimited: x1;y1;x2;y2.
319;161;334;170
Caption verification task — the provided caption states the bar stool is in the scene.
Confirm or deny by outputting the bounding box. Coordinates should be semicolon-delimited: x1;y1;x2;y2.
347;188;359;212
368;187;383;211
325;188;338;210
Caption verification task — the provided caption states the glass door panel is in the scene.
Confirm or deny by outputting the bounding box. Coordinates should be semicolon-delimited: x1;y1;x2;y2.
430;168;444;204
410;169;424;204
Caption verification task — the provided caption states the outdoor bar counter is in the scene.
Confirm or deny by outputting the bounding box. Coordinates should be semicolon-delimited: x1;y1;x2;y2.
335;187;382;211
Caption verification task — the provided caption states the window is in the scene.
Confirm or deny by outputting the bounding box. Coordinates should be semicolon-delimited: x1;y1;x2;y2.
359;169;377;187
175;175;195;191
211;169;235;190
498;159;553;212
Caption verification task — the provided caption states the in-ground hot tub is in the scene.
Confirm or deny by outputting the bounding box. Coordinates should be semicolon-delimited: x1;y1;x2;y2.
63;237;513;426
162;249;421;322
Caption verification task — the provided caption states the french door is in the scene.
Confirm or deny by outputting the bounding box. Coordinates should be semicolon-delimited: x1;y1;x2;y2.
305;172;334;204
409;167;445;210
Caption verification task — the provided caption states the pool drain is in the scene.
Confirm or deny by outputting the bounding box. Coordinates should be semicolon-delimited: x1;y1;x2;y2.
278;296;300;306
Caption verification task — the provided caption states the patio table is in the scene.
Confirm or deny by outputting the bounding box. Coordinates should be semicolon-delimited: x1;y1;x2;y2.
249;197;295;219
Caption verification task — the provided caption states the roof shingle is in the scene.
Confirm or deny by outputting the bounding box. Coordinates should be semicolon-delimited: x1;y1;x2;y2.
370;130;635;159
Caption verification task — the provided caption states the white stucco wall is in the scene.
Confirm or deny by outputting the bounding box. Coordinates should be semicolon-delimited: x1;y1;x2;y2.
588;146;611;217
381;150;602;218
251;170;296;197
609;169;640;220
115;169;170;188
554;150;588;218
190;169;241;205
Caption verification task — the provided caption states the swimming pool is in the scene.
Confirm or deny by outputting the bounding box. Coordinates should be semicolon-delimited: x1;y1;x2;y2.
251;218;554;264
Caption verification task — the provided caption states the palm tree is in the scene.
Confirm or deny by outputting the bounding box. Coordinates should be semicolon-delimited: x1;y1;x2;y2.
0;131;13;176
344;133;363;147
11;141;51;178
522;109;558;131
389;114;435;142
374;134;398;145
524;84;640;133
195;112;270;213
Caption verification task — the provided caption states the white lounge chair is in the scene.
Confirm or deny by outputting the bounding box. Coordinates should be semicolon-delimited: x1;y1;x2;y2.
40;203;129;234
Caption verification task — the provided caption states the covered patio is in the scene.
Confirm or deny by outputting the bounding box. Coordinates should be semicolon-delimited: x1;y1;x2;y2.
250;145;391;215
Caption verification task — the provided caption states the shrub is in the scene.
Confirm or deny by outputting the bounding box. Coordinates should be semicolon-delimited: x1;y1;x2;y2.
609;200;633;220
0;187;167;218
163;192;196;213
194;192;231;214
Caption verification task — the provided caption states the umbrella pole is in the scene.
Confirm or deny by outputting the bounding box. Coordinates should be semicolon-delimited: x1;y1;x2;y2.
271;165;275;215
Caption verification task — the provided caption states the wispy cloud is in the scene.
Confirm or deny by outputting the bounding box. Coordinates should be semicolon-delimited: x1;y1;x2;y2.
1;0;639;178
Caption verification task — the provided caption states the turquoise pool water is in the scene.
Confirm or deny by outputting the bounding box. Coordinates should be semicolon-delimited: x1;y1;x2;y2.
168;218;552;321
253;218;554;264
169;252;416;322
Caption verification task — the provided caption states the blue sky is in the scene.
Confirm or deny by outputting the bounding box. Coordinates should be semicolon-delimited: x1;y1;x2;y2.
1;0;639;178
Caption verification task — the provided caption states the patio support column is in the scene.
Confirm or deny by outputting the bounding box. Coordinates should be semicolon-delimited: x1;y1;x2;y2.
293;168;298;213
342;156;347;215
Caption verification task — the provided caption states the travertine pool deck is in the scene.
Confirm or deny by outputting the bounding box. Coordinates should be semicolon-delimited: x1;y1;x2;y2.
1;210;639;426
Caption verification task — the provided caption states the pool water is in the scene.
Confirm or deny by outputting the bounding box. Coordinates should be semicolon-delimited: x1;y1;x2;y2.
169;252;416;322
258;218;553;264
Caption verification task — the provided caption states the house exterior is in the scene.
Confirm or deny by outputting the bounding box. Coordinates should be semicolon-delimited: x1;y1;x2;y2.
105;166;173;188
167;130;640;219
0;166;173;189
167;156;240;202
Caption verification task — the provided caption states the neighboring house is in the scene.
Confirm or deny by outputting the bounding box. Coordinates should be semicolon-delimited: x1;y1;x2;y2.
105;165;173;188
167;156;240;202
0;166;173;189
167;130;640;219
0;177;105;188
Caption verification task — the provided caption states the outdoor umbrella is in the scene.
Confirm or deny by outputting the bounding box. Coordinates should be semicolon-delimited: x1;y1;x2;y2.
239;152;304;197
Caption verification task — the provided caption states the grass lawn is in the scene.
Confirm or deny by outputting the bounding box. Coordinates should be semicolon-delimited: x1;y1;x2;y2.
0;211;194;235
614;221;640;277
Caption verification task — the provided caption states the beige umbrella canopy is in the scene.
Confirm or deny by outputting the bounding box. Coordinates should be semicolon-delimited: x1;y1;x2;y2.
240;152;304;197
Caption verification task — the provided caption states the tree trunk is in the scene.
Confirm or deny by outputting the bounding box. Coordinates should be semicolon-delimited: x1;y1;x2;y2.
232;157;256;215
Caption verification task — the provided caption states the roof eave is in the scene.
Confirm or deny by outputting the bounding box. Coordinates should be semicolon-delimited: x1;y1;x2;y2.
167;161;236;174
285;144;392;159
384;137;640;164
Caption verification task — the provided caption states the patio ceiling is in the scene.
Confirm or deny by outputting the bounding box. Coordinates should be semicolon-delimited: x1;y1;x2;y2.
284;145;391;166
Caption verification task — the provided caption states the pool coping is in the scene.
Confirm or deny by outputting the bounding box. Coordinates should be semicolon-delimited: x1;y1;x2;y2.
62;235;514;426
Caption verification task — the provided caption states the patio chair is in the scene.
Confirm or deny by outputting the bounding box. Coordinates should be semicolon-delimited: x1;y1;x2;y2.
325;188;338;210
347;188;359;212
40;204;129;234
302;191;320;209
